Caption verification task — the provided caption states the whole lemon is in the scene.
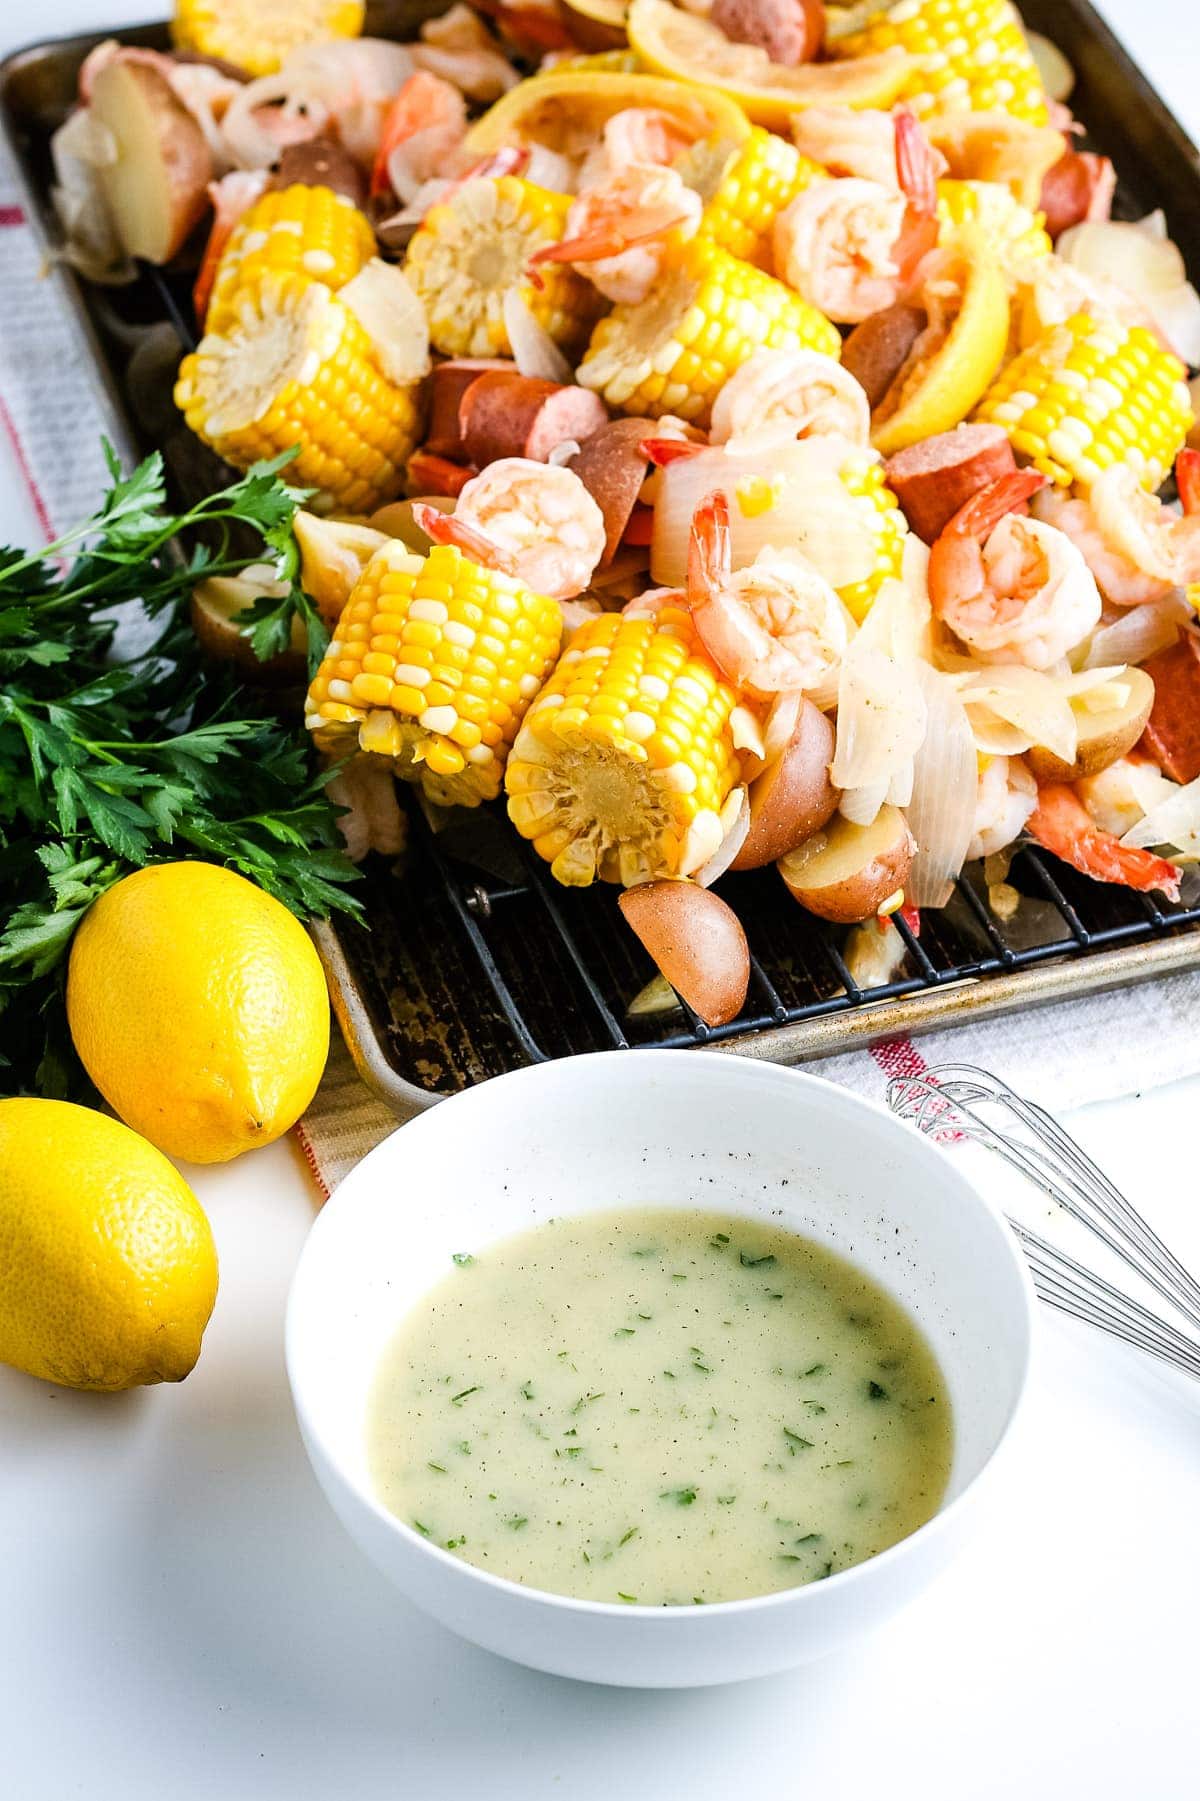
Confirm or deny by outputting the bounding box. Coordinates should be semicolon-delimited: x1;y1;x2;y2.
67;862;330;1164
0;1099;218;1391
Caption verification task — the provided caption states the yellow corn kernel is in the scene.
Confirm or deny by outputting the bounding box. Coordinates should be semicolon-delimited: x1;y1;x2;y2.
831;0;1048;124
175;271;422;515
577;236;840;426
505;606;743;887
205;185;376;335
404;175;603;359
936;179;1052;283
171;0;364;77
682;127;825;270
305;541;563;807
836;451;910;622
973;311;1194;490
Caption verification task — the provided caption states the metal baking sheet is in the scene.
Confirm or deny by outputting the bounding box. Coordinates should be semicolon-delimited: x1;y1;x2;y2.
4;0;1200;1120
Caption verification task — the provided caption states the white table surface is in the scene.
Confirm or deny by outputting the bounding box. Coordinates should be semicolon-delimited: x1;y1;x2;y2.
3;4;1199;1796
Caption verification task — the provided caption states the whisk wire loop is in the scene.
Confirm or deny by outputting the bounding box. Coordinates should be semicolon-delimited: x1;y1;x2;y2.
886;1063;1200;1383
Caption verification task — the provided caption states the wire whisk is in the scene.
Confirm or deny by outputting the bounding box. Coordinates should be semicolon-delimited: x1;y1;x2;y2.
886;1063;1200;1383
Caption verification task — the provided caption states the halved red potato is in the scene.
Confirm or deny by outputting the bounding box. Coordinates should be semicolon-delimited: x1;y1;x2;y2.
190;570;305;684
731;701;838;870
778;805;915;923
90;59;213;262
1026;667;1154;783
619;881;750;1027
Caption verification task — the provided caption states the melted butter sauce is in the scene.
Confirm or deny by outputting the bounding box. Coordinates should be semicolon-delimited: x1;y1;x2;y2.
368;1209;953;1606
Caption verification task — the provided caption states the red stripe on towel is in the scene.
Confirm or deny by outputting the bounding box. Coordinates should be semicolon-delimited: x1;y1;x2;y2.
293;1121;332;1203
0;389;55;541
0;205;26;227
868;1035;928;1083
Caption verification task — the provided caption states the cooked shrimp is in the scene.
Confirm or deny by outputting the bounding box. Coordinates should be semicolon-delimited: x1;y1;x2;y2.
1033;452;1200;607
930;471;1103;670
686;491;848;701
966;754;1037;860
1030;486;1176;608
926;109;1066;210
1028;782;1182;898
413;459;606;601
772;110;940;324
578;108;696;190
370;71;468;202
709;349;871;452
1089;454;1200;586
790;105;947;189
528;163;702;305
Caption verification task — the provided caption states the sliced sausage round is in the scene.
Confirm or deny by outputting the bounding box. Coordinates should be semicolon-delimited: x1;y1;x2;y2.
426;358;516;456
885;424;1018;544
568;418;659;567
458;372;609;466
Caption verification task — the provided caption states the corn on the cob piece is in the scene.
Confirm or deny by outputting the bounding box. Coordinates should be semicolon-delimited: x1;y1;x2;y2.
936;179;1051;280
175;271;422;515
205;185;376;337
831;0;1048;125
973;311;1193;491
305;541;563;807
171;0;364;77
404;176;602;359
836;451;910;622
577;236;840;425
505;604;743;886
680;127;825;270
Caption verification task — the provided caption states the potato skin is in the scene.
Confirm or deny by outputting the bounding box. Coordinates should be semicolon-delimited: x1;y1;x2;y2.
619;882;750;1027
1026;667;1154;784
190;579;305;686
731;701;838;870
92;61;213;262
778;807;915;924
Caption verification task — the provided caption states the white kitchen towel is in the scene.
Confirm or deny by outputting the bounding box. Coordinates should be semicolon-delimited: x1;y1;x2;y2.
4;137;1200;1202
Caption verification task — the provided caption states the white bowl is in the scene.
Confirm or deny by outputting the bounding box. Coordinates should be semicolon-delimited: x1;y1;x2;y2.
286;1050;1034;1688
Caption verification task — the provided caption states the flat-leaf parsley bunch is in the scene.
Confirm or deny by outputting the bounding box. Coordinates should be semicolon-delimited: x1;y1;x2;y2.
0;444;361;1098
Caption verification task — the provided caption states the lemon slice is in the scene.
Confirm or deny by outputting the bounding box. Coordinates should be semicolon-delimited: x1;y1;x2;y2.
870;233;1011;457
465;68;750;159
627;0;911;125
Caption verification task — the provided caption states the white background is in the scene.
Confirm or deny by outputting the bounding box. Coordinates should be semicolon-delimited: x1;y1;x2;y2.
2;5;1198;1797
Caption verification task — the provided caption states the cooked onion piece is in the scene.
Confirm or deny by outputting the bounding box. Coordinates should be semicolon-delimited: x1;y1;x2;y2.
905;664;977;908
1026;666;1154;782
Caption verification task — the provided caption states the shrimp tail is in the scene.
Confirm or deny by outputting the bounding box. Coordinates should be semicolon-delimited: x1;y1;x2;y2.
943;469;1049;545
1028;784;1182;899
638;437;706;467
441;145;529;205
529;215;689;272
894;108;939;217
1176;448;1200;517
411;502;520;578
892;107;941;283
687;491;732;613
